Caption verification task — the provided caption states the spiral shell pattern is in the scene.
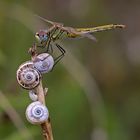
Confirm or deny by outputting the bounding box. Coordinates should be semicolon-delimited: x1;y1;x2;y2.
16;61;41;90
33;53;54;74
26;101;49;124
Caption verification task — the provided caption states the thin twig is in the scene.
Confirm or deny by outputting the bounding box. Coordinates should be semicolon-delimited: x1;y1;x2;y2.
41;119;54;140
34;72;54;140
29;43;54;140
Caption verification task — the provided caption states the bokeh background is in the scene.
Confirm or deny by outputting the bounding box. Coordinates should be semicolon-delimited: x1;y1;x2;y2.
0;0;139;140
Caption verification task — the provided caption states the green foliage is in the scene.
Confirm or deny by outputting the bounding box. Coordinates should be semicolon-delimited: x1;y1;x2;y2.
0;0;139;140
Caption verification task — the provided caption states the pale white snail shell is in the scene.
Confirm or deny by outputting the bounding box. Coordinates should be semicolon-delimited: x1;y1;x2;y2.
29;88;48;101
33;53;54;74
16;61;41;90
26;101;49;124
29;90;38;101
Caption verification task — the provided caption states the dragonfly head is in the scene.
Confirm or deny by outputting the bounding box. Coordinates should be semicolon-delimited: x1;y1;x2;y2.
35;30;48;47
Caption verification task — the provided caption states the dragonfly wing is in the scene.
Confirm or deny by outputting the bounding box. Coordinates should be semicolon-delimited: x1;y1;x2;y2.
64;27;97;41
79;32;97;42
35;14;64;26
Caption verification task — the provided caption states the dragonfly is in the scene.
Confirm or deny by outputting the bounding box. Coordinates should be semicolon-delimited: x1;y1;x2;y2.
34;15;125;63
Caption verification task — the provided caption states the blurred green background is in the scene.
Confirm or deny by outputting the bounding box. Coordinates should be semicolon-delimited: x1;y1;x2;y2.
0;0;139;140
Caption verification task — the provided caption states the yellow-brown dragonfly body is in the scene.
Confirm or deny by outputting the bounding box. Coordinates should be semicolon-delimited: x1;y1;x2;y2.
35;16;125;47
34;15;125;63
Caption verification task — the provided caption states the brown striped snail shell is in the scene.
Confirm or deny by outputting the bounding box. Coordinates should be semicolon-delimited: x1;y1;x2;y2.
16;61;41;90
26;101;49;124
33;53;54;74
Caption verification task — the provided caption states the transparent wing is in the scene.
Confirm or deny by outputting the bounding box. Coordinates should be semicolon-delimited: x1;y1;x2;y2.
35;15;64;26
62;26;97;41
79;33;97;41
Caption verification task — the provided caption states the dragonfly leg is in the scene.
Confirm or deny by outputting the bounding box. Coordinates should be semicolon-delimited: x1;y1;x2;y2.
53;43;66;66
45;44;53;54
46;27;58;52
45;33;52;52
28;43;38;57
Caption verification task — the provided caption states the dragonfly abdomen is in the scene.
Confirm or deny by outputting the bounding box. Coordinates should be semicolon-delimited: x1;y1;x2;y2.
76;24;125;33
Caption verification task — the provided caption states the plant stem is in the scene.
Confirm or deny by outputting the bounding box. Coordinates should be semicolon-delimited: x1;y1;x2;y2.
31;44;54;140
35;81;54;140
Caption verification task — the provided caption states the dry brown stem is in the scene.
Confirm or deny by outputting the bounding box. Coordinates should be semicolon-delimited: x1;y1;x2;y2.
34;81;54;140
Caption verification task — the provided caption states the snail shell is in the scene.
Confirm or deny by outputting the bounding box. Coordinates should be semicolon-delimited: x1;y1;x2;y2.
26;101;49;124
33;53;54;74
16;61;41;90
29;90;38;101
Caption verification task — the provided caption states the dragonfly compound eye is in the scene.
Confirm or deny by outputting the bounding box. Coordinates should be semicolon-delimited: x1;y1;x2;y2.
41;34;48;42
36;30;48;40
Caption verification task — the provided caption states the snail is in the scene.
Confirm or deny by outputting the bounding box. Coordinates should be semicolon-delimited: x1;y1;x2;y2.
16;61;41;90
29;90;38;101
26;101;49;124
29;87;48;101
33;53;54;74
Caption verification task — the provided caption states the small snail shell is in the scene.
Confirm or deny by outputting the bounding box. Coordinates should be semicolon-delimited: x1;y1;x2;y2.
29;88;48;101
16;61;41;90
29;90;38;101
26;101;49;124
33;53;54;74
